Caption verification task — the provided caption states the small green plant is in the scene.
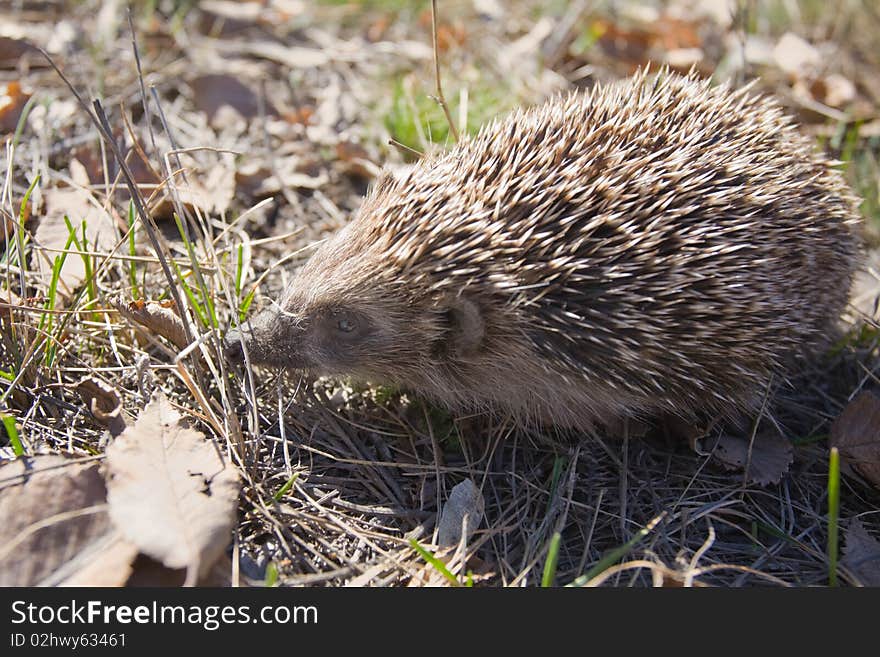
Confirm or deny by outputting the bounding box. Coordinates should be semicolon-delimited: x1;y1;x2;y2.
827;447;840;587
127;202;140;300
263;561;279;587
172;213;217;329
62;216;99;321
541;532;562;587
272;473;300;502
384;75;513;157
409;538;473;587
1;414;24;457
568;513;666;587
38;233;74;367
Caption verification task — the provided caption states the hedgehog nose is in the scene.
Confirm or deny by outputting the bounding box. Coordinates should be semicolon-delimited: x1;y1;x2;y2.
223;328;246;364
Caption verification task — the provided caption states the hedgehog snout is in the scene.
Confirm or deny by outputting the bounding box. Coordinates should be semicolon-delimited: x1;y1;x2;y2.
223;328;246;363
223;305;308;368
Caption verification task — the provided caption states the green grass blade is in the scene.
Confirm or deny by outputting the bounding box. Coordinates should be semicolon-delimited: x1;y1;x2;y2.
272;473;300;502
568;513;666;587
541;532;562;587
827;447;840;587
173;213;217;328
239;286;257;321
264;561;278;587
409;538;460;587
8;173;40;296
170;258;208;327
39;231;75;366
127;202;139;299
1;414;24;457
235;243;244;299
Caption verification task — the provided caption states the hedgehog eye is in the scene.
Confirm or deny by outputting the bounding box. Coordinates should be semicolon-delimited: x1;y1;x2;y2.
336;317;356;333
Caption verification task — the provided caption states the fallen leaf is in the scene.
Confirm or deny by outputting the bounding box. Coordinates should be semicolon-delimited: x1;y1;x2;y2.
842;518;880;587
76;376;127;437
52;533;139;587
710;432;793;486
0;37;36;69
437;479;484;547
0;455;112;586
235;158;327;196
830;391;880;489
0;81;31;134
336;140;380;180
191;74;275;126
114;298;189;350
237;41;331;69
105;391;240;582
811;74;856;108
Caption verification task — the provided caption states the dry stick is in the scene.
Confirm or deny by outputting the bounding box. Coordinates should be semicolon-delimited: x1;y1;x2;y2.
430;0;459;143
128;8;158;158
37;47;194;349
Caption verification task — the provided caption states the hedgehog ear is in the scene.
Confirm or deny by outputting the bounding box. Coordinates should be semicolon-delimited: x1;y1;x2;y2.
441;296;485;359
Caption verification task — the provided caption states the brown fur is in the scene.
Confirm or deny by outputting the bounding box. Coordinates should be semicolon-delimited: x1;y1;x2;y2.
225;69;862;432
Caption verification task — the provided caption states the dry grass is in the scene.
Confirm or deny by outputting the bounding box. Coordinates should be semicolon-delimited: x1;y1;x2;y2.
2;0;880;587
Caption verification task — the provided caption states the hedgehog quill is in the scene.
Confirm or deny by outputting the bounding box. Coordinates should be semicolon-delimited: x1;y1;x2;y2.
224;69;861;432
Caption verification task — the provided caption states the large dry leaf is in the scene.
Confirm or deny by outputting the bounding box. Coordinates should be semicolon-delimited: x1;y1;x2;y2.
842;518;880;587
51;532;139;587
0;455;112;586
437;479;484;547
710;432;793;486
830;391;880;490
105;391;240;580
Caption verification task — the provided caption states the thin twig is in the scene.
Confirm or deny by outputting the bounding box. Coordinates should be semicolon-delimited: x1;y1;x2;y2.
388;138;423;159
430;0;459;142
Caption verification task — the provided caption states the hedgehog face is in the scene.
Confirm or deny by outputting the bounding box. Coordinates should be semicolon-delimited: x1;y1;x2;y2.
276;300;385;375
224;281;490;388
224;295;388;375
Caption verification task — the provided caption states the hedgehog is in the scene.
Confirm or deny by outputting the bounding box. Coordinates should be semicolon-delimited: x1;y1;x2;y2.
224;69;861;433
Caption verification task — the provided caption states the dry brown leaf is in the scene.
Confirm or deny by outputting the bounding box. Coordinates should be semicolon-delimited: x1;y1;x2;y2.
812;74;857;108
236;158;327;196
76;376;127;437
0;455;112;586
0;80;31;134
0;36;34;69
437;479;484;547
710;432;793;486
105;391;240;582
35;184;118;301
842;518;880;586
191;74;275;126
114;298;188;350
336;141;380;180
830;391;880;490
